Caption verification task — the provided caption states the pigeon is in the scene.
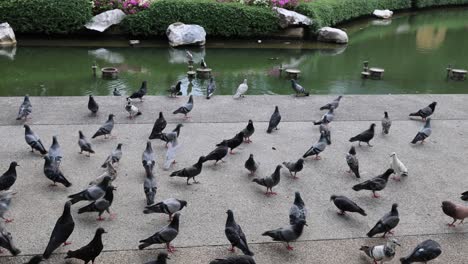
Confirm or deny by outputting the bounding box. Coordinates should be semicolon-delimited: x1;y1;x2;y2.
218;132;244;154
233;79;248;99
303;131;330;160
201;141;229;165
206;77;216;99
144;252;170;264
144;169;158;206
319;122;331;144
0;162;19;191
290;79;309;96
320;96;342;110
266;106;281;133
185;50;193;61
170;156;204;185
149;112;167;139
168;81;182;97
352;168;394;198
87;95;99;114
92;114;115;139
382;111;392;134
367;203;399;238
461;191;468;201
48;136;62;163
90;161;117;186
314;107;334;125
101;143;123;168
25;255;44;264
139;213;180;253
65;228;106;264
289;192;307;225
144;198;187;221
153;124;183;147
164;140;180;170
173;95;193;119
78;185;116;221
330;195;366;216
201;58;207;69
210;256;256;264
400;239;441;264
409;102;437;121
68;176;112;204
411;118;432;144
125;98;142;118
252;165;281;195
42;201;75;259
390;152;408;181
0;223;20;256
282;159;304;179
262;219;307;251
16;95;32;120
24;125;47;154
142;141;156;173
128;80;147;101
78;131;94;156
241;120;255;143
0;190;13;223
113;88;121;96
346;146;360;178
360;239;400;264
441;200;468;227
225;210;254;256
349;123;376;147
244;154;259;175
43;156;72;187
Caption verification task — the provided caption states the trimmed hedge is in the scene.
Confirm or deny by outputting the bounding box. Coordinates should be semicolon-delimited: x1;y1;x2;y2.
122;0;280;37
414;0;468;8
0;0;92;34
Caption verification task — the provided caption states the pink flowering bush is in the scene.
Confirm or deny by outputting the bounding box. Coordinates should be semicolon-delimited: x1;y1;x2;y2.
271;0;299;9
122;0;150;14
93;0;150;15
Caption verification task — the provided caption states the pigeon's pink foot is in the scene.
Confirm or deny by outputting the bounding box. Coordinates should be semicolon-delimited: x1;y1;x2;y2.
97;216;105;221
447;223;456;227
392;176;401;181
230;151;235;155
314;156;322;160
4;218;13;223
372;193;381;198
388;230;394;235
63;241;72;246
109;213;117;220
270;192;278;195
337;211;346;216
228;246;235;252
286;245;294;251
346;170;351;173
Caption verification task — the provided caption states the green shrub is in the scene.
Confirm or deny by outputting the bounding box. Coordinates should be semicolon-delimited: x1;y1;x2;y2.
0;0;92;34
414;0;468;8
122;0;280;37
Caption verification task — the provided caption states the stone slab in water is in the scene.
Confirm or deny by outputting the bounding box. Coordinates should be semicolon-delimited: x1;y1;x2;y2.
166;22;206;47
0;22;16;46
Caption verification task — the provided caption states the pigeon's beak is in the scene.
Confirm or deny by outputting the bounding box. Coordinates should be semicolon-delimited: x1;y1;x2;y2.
396;242;401;246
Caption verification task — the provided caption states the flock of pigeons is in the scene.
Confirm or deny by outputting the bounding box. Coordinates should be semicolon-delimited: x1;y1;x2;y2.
0;77;467;264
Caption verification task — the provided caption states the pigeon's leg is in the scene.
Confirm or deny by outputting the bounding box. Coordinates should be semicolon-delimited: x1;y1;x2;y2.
86;152;91;157
270;189;278;195
168;214;173;222
193;177;200;184
387;230;394;235
230;149;235;154
30;147;34;152
447;218;457;227
186;178;191;185
79;150;83;154
372;192;381;198
337;211;346;216
275;127;279;130
63;241;72;246
166;243;176;253
314;155;322;160
392;175;401;181
358;142;361;146
228;245;235;252
286;243;294;251
49;183;58;187
367;142;373;147
265;188;271;196
460;219;464;225
422;117;426;121
108;211;116;220
104;134;108;139
97;215;105;221
3;217;13;223
347;170;352;173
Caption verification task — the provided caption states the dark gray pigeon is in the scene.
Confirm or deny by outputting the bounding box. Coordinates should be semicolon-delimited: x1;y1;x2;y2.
43;156;71;187
349;123;376;147
170;157;204;185
411;118;432;144
0;190;13;223
330;195;366;216
144;252;170;264
400;239;441;264
303;131;330;160
201;141;229;165
346;146;360;178
139;213;180;253
367;203;399;238
252;165;281;195
266;106;281;133
289;192;307;225
168;81;182;98
43;201;75;259
382;111;392;134
241;120;255;143
144;198;187;221
25;255;44;264
68;176;111;204
142;141;156;173
210;255;256;264
149;112;167;139
217;132;244;154
65;227;106;263
262;219;307;251
77;185;116;221
113;88;121;96
314;107;334;125
101;143;123;168
409;102;437;121
225;210;254;256
206;77;216;99
0;223;21;256
87;95;99;114
173;95;193;119
282;159;304;179
48;136;62;163
0;162;19;191
144;169;157;206
128;80;147;101
244;154;259;175
352;168;394;198
92;114;115;139
320;96;342;110
78;131;94;156
16;95;32;120
290;79;309;96
24;125;47;155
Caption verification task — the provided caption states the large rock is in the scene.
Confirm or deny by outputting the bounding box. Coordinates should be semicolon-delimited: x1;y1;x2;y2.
273;7;312;29
166;22;206;47
373;9;393;19
317;27;348;44
0;23;16;46
85;9;126;32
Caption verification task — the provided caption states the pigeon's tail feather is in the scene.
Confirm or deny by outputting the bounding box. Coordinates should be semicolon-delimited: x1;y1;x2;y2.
43;244;58;259
60;178;72;188
319;106;329;110
357;207;367;216
261;231;278;240
266;128;273;133
349;136;359;142
383;127;389;134
352;183;365;192
64;250;76;259
352;167;360;178
77;204;94;214
461;191;468;201
136;111;142;116
149;133;163;140
359;246;370;252
401;172;408;177
409;112;420;117
138;243;149;250
399;257;410;264
366;225;381;238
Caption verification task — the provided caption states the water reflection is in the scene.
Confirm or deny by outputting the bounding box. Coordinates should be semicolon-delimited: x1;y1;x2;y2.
416;26;447;52
88;48;125;64
0;46;16;60
168;48;206;64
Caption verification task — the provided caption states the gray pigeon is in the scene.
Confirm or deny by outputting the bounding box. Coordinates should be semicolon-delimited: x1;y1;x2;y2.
303;131;330;160
0;162;19;192
144;252;170;264
0;222;20;256
320;96;342;110
319;122;331;144
24;125;47;155
128;81;147;101
409;102;437;121
225;210;254;256
349;123;376;147
241;120;255;143
43;201;75;259
68;176;112;204
411;118;432;144
87;95;99;114
16;95;32;120
210;256;256;264
266;106;281;133
78;131;94;156
113;88;121;96
314;107;334;125
139;213;180;253
367;203;399;238
206;77;216;99
142;141;156;173
101;143;123;168
400;239;442;264
352;168;394;198
77;185;116;221
0;190;13;223
252;165;281;195
43;156;72;187
330;195;366;216
48;136;62;163
170;157;204;185
92;114;115;139
290;79;309;96
173;95;193;119
382;111;392;134
144;169;157;206
346;146;360;178
244;154;259;175
262;219;307;250
149;112;168;139
282;159;304;179
289;192;307;225
360;239;400;264
144;198;187;221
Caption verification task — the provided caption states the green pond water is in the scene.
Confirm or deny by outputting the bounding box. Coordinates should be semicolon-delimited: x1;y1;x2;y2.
1;8;468;96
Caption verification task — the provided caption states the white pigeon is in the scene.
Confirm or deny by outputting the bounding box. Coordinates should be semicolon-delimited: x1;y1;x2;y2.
233;79;248;99
125;98;142;119
164;139;181;170
360;239;400;263
390;152;408;181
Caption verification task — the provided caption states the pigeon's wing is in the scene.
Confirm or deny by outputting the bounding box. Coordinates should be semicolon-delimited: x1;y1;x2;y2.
382;215;400;229
419;106;433;116
289;205;306;225
225;226;242;245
